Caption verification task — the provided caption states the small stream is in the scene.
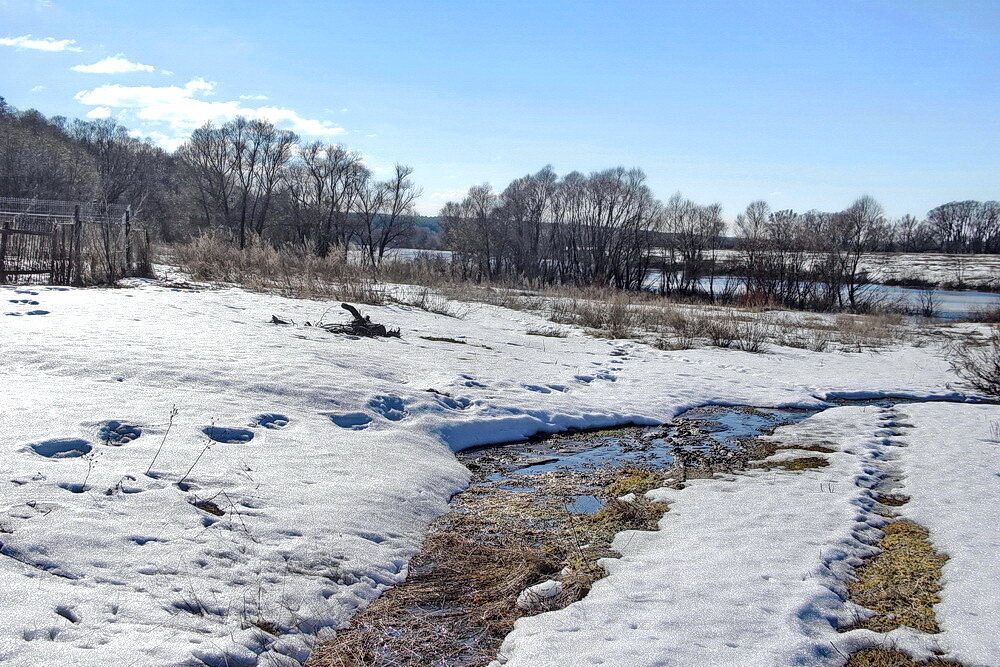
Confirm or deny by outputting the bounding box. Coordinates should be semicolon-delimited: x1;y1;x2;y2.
319;396;990;666
458;404;824;516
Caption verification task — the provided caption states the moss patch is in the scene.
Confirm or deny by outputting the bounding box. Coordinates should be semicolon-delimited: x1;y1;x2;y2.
846;520;948;634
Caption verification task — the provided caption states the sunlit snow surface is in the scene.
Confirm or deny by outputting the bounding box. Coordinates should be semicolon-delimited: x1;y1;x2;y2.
0;277;993;665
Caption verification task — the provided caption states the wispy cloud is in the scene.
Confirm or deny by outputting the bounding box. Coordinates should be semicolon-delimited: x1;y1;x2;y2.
71;54;154;74
86;106;112;119
0;34;81;51
75;78;345;148
30;85;44;92
239;93;268;100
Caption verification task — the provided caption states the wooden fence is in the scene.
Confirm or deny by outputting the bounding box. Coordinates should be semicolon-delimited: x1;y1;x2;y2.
0;199;150;286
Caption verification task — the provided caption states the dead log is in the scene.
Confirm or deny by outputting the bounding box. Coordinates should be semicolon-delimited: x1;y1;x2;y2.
314;303;401;338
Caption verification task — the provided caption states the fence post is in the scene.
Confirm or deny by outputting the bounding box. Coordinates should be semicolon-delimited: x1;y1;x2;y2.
124;206;132;273
72;204;82;286
0;217;9;284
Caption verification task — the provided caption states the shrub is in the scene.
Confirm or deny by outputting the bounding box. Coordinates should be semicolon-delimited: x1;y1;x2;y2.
950;325;1000;396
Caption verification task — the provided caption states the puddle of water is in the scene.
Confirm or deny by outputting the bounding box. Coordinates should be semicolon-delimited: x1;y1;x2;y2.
459;405;822;514
567;494;604;514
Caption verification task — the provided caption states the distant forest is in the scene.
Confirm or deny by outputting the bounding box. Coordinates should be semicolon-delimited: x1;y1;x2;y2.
1;97;997;275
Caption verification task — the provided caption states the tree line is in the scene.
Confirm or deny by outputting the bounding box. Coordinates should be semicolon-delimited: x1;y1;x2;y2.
0;98;422;266
1;96;996;294
444;170;998;308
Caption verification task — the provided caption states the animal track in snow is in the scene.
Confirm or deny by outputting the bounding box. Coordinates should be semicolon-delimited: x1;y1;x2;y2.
328;413;373;430
201;426;254;443
459;374;488;388
28;438;93;458
253;413;289;429
437;396;473;410
369;395;407;421
97;421;142;445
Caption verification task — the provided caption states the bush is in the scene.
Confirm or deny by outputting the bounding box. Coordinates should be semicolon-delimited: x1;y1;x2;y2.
950;325;1000;396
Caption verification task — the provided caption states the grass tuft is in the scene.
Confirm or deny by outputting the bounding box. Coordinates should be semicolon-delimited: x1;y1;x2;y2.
604;470;666;497
846;648;961;667
845;520;948;634
759;455;830;471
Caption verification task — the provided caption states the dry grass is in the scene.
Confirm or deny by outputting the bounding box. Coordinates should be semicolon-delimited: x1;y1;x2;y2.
757;455;831;471
395;287;468;318
172;238;927;353
525;326;568;338
570;498;668;563
308;530;562;667
949;325;1000;397
874;494;911;507
846;648;961;666
774;444;837;454
845;520;948;634
604;469;666;497
309;464;670;667
174;234;389;304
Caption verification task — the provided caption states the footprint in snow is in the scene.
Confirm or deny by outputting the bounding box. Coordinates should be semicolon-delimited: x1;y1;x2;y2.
328;412;373;430
369;395;407;421
437;396;473;410
97;420;142;445
523;384;552;394
202;426;254;443
575;375;594;383
27;438;92;458
8;299;39;305
253;413;290;429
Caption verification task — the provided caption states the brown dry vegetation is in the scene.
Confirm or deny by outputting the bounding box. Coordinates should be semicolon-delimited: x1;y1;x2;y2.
846;648;961;667
846;521;948;634
308;468;668;667
757;455;831;471
169;237;937;354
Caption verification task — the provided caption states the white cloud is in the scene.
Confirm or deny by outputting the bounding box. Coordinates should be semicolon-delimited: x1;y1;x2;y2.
128;128;186;152
74;78;346;149
29;85;44;92
71;54;155;74
0;34;81;52
239;94;268;100
86;106;112;119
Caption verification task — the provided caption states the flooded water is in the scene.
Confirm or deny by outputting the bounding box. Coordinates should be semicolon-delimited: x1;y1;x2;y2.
459;404;822;514
649;274;999;320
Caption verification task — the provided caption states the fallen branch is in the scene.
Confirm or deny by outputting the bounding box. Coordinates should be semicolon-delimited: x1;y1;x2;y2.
312;303;401;338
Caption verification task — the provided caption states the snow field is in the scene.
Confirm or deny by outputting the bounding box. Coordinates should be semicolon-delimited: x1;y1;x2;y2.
0;279;987;665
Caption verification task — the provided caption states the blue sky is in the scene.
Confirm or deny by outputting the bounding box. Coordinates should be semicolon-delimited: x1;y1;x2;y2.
1;0;997;216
